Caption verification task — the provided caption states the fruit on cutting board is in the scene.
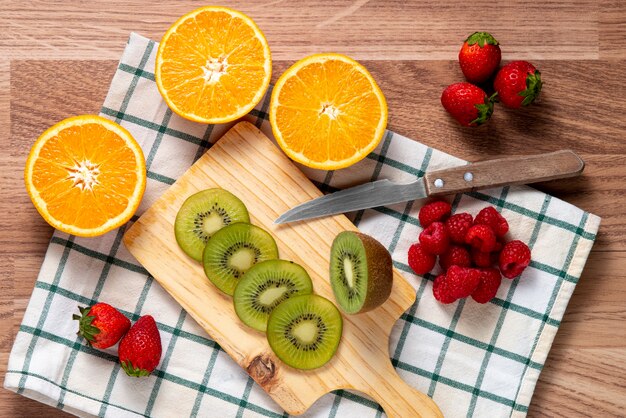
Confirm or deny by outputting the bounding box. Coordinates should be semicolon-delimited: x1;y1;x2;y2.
494;60;543;108
267;294;343;370
441;82;495;127
73;303;131;349
203;222;279;295
175;188;250;262
269;53;387;170
458;32;501;83
407;202;531;304
24;115;146;237
155;6;271;123
119;315;162;377
234;260;313;332
329;231;393;314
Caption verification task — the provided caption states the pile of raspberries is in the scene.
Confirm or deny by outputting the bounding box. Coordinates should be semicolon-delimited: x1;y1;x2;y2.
408;200;531;304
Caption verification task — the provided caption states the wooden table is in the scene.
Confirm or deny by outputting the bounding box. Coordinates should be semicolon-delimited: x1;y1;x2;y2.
1;1;625;416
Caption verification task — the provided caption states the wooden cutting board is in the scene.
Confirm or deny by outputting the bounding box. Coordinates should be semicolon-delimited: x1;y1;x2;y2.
123;121;442;418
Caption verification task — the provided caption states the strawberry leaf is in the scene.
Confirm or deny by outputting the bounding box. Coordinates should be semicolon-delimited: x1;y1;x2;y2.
470;93;496;126
120;360;152;377
519;70;542;106
73;305;100;345
465;32;499;48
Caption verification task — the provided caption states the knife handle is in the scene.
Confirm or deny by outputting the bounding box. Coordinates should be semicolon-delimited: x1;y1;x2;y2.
424;150;584;197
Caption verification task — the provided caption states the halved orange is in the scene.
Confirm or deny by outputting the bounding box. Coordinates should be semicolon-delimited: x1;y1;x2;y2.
24;115;146;237
269;54;388;170
155;6;272;124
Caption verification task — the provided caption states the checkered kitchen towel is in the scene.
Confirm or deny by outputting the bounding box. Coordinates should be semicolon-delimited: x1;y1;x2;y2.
5;33;600;418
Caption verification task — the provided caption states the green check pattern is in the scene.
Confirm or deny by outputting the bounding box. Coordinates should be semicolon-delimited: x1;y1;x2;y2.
5;33;600;418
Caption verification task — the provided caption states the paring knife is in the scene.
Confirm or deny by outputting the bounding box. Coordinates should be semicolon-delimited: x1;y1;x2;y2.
275;150;584;224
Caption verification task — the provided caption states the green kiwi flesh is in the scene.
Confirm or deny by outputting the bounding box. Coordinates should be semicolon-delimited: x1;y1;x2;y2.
175;189;249;262
329;231;393;314
267;294;342;370
203;222;279;295
234;260;313;332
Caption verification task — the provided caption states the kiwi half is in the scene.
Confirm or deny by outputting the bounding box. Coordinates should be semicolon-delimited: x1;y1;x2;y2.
175;189;249;262
234;260;313;332
203;222;279;295
329;231;393;314
267;294;342;370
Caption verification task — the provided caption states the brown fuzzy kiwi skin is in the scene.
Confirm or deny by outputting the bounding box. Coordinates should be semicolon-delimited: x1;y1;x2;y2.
353;232;393;313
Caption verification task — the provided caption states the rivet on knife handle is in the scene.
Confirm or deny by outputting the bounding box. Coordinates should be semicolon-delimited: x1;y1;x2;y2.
424;150;584;196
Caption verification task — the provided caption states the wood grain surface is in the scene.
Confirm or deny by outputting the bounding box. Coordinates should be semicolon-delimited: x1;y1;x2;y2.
2;1;626;417
123;122;441;418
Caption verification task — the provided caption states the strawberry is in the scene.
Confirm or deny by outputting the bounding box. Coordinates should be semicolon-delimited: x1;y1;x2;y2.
494;61;542;108
441;82;495;127
471;268;502;303
73;303;130;349
408;243;437;275
118;315;162;377
499;240;531;279
419;222;450;255
459;32;502;83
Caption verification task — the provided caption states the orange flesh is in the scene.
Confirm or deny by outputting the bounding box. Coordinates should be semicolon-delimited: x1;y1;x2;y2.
272;57;386;167
158;9;270;122
29;123;140;231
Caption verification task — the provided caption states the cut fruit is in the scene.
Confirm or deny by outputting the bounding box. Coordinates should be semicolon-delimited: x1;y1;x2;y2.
203;223;279;295
234;260;313;332
155;6;272;124
24;115;146;237
269;53;388;170
329;231;393;314
267;294;343;370
175;189;249;262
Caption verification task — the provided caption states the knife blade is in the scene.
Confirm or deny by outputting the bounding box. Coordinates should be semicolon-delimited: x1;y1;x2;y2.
275;150;584;224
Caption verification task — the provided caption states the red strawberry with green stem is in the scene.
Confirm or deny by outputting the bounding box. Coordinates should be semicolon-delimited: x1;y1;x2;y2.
118;315;162;377
441;82;496;127
494;61;542;108
459;32;502;83
73;303;131;349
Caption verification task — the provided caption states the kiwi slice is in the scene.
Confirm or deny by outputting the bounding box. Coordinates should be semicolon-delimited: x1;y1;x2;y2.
175;189;250;262
329;231;393;314
203;223;279;295
234;260;313;332
267;294;342;370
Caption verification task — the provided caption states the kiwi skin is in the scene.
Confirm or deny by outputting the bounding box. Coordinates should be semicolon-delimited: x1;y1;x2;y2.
334;232;393;314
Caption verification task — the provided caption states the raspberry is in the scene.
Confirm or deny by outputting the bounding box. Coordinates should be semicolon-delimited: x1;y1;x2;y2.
445;213;473;244
465;224;497;252
471;248;497;267
408;243;436;275
445;265;481;299
499;240;531;279
439;245;471;271
471;268;502;303
474;206;509;237
419;222;450;255
433;274;457;304
418;200;451;228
